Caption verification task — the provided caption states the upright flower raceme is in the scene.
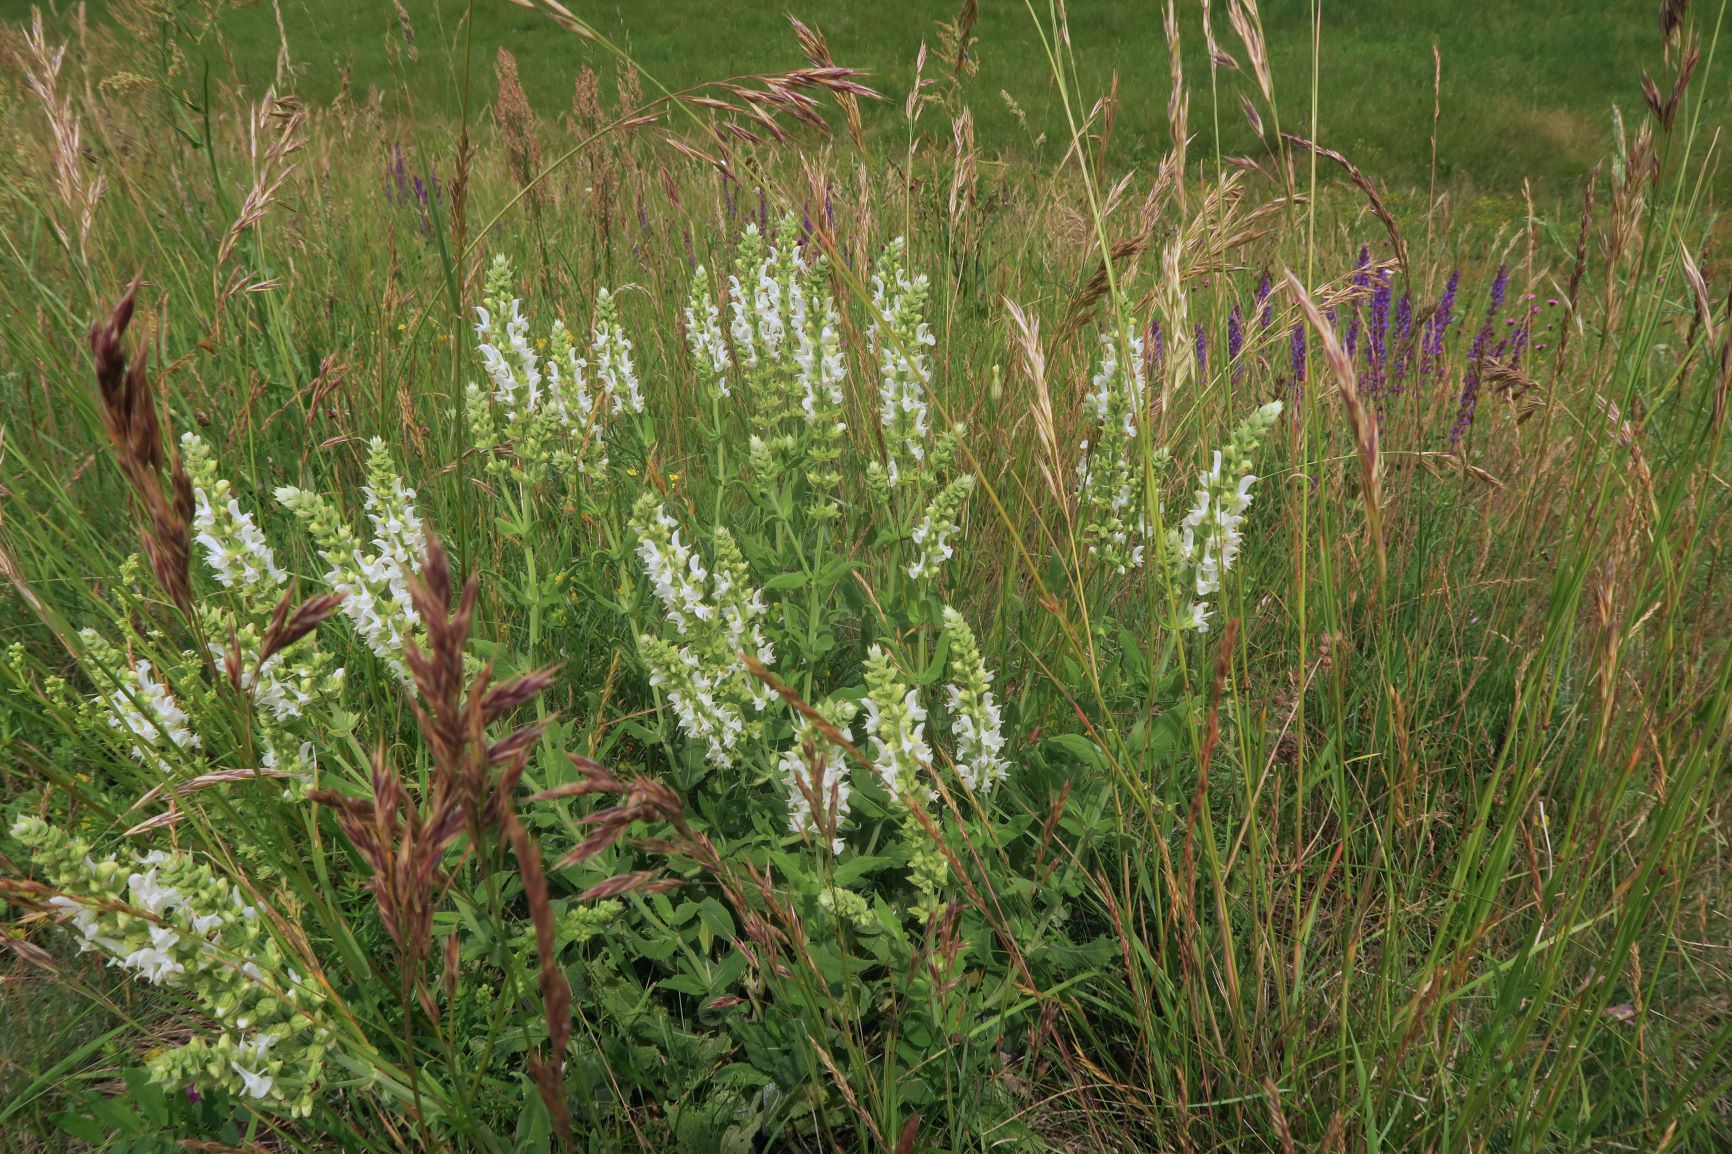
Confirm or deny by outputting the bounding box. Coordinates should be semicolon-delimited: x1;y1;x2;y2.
1076;329;1161;573
277;439;427;680
80;628;200;771
185;433;286;604
685;264;732;400
183;433;343;778
862;648;948;914
727;223;768;372
726;213;854;507
794;253;849;520
868;237;937;488
467;254;607;480
908;473;975;581
592;287;643;417
1452;265;1508;446
942;607;1008;795
1171;400;1283;632
778;698;860;854
14;817;334;1116
728;215;809;403
1421;270;1460;385
632;496;775;767
795;263;847;428
862;647;932;803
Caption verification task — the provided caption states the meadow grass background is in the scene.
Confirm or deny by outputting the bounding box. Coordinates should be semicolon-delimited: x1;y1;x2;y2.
0;0;1729;1151
0;0;1697;199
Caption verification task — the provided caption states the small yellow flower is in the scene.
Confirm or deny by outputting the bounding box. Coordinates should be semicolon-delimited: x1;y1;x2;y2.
397;322;407;332
625;467;639;477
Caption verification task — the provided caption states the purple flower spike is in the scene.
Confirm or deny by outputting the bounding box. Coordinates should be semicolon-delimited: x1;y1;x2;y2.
1228;304;1244;383
1366;271;1392;400
1450;264;1509;446
1422;270;1461;386
1194;323;1209;377
1390;291;1413;387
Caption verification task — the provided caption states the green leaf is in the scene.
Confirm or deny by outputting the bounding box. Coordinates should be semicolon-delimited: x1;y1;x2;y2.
513;1086;553;1154
696;898;736;942
816;555;862;586
659;972;714;997
123;1068;168;1127
831;854;895;886
1045;733;1107;771
54;1112;107;1143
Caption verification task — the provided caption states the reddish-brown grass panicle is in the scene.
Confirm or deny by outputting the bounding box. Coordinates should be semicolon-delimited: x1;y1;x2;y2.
506;807;574;1149
310;745;464;986
256;589;346;667
89;279;196;623
495;48;548;208
403;535;557;841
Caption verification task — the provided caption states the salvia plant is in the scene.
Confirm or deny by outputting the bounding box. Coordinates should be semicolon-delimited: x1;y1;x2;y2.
4;10;1729;1152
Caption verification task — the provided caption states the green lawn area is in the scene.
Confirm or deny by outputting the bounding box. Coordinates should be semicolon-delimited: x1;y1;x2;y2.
3;0;1709;196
